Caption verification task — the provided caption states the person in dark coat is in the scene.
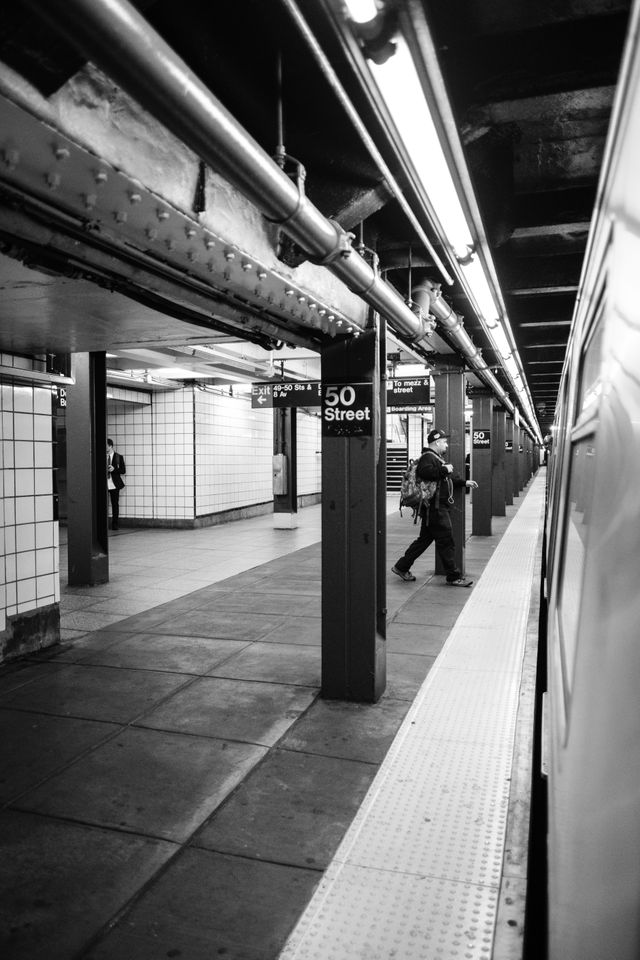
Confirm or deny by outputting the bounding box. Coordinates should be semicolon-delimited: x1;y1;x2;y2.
392;429;477;586
107;438;126;530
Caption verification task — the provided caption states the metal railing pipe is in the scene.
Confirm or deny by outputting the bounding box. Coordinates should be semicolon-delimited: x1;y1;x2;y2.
413;282;514;411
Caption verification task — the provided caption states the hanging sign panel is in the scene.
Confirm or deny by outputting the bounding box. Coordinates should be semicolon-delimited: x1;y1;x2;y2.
251;381;322;408
386;376;431;408
272;381;321;407
321;382;373;437
251;383;273;408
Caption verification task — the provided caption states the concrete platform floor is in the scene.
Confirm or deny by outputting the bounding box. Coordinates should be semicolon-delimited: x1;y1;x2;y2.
0;493;526;960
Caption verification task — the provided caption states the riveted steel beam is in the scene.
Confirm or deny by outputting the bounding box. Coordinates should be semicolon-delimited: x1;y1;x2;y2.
0;95;358;348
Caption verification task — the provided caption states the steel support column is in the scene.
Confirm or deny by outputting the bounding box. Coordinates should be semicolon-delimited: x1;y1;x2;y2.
273;407;298;528
515;424;523;494
66;352;109;585
321;323;386;703
471;392;493;536
434;366;467;576
491;407;506;517
504;417;514;506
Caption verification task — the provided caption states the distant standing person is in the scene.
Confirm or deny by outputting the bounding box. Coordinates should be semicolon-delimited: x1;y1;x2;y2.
392;429;478;586
107;438;126;530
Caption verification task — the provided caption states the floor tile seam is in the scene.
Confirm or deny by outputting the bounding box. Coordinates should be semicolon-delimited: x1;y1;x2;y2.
329;856;503;892
1;717;132;810
445;596;531;637
4;804;185;851
351;722;518;776
250;637;321;647
278;863;500;959
0;669;204;728
267;743;384;767
206;672;319;691
57;646;262;675
130;717;295;751
184;842;328;874
64;784;296;960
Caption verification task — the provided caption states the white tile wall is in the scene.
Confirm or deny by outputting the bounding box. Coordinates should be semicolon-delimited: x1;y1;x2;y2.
408;415;425;460
297;410;322;496
195;388;273;516
107;384;322;523
1;380;58;629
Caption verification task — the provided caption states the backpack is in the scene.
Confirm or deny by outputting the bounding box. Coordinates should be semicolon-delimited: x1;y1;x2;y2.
399;460;438;523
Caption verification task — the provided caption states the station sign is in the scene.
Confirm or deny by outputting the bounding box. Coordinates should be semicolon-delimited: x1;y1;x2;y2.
53;385;67;409
386;376;431;410
251;381;321;408
321;382;373;437
472;429;491;449
505;440;513;451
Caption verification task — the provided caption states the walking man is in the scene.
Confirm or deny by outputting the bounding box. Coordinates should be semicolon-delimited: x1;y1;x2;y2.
392;429;478;586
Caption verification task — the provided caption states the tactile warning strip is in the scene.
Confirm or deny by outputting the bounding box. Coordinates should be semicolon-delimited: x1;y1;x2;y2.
279;477;545;960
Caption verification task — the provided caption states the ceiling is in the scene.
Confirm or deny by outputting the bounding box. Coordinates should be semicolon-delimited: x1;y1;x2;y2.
0;0;633;434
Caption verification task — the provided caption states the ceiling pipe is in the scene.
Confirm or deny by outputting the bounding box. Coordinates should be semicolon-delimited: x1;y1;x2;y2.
413;282;514;412
278;0;454;288
24;0;435;347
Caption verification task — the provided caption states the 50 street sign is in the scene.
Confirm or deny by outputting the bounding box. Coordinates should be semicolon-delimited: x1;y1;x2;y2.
321;383;373;437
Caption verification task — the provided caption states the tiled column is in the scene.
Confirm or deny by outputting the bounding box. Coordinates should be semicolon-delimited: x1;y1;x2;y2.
1;373;60;661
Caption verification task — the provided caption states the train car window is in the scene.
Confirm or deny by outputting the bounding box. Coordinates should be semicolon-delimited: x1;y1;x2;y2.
576;318;604;418
557;432;597;696
553;307;603;730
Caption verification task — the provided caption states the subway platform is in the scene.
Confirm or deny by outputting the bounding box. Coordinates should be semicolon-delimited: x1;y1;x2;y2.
0;478;544;960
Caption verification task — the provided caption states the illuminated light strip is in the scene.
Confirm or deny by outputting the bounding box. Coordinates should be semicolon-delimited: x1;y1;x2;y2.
342;1;542;443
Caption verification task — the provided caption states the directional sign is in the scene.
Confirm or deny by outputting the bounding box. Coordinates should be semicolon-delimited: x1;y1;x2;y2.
251;381;322;408
386;376;431;407
387;405;430;414
251;383;273;408
271;381;321;407
321;382;373;437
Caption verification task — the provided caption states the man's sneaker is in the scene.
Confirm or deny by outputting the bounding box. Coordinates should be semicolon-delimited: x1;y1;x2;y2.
391;565;416;582
446;577;473;587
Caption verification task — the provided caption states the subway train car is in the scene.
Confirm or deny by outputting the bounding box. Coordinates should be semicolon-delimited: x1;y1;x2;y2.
542;4;640;957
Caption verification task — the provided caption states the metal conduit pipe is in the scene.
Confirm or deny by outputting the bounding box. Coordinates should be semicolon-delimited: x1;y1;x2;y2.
279;0;454;288
413;282;514;412
25;0;433;345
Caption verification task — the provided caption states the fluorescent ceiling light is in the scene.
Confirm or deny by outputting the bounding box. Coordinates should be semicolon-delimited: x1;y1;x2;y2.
369;37;473;258
390;362;430;377
344;0;378;23
344;4;542;440
458;257;499;325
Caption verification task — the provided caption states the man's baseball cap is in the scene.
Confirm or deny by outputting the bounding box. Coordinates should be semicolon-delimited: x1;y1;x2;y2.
427;429;449;443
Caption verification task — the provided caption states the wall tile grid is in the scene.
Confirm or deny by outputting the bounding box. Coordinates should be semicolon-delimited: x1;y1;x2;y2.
108;386;195;521
107;386;322;523
108;395;154;519
296;410;322;496
1;381;58;627
153;388;195;519
408;415;425;460
194;389;273;516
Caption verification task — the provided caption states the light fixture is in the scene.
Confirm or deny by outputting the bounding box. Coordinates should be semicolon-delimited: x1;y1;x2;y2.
345;0;378;23
368;35;473;259
343;0;542;442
